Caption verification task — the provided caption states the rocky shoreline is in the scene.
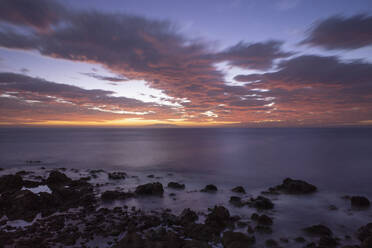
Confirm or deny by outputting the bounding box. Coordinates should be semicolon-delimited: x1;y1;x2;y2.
0;167;371;248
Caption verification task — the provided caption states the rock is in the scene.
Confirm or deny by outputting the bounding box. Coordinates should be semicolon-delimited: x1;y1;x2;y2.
101;190;134;201
251;214;273;225
201;184;217;193
108;172;127;180
46;171;72;187
167;182;185;190
303;224;332;237
179;208;198;224
351;196;370;208
357;223;372;242
1;190;41;222
294;237;306;243
254;225;272;234
362;236;372;248
318;236;338;247
229;196;243;207
205;206;231;232
265;239;278;247
231;186;246;194
221;231;255;248
135;182;164;196
184;223;219;242
272;178;317;194
0;174;23;193
250;196;274;210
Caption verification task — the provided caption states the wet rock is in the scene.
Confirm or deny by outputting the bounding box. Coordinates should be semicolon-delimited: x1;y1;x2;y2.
271;178;317;194
221;231;255;248
351;196;370;208
135;182;164;196
254;225;272;234
1;190;41;222
46;171;72;187
201;184;217;193
251;213;273;225
23;180;42;188
231;186;246;194
250;196;274;210
229;196;243;207
265;239;278;247
108;172;127;180
357;223;372;242
303;224;332;237
0;174;23;193
167;182;185;190
205;206;231;231
318;236;338;247
101;190;134;202
294;236;306;243
328;205;338;211
179;208;198;225
184;223;219;242
361;236;372;248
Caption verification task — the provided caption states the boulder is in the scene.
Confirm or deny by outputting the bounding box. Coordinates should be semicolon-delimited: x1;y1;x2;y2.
0;174;23;193
351;196;370;208
222;231;255;248
357;223;372;242
205;206;231;231
201;184;217;193
231;186;246;194
303;224;332;237
135;182;164;196
250;196;274;210
179;208;198;225
251;213;273;225
272;178;317;194
108;172;127;180
229;196;243;207
46;171;72;187
167;182;185;190
101;190;134;202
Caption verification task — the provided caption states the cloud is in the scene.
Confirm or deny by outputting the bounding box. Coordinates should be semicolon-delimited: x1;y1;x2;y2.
216;40;293;70
0;0;65;31
80;72;128;82
301;14;372;50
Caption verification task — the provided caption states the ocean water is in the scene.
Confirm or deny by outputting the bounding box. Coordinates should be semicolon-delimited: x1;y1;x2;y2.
1;127;372;246
1;127;371;195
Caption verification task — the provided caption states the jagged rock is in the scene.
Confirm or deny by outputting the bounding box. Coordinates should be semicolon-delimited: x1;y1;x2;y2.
270;178;317;194
108;172;127;180
46;171;72;187
179;208;198;224
101;190;134;201
250;196;274;210
229;196;243;207
265;239;278;247
222;231;255;248
135;182;164;196
205;206;231;231
357;223;372;242
318;236;338;247
251;213;273;225
231;186;246;194
201;184;217;193
0;174;23;193
167;182;185;190
351;196;370;208
303;224;332;237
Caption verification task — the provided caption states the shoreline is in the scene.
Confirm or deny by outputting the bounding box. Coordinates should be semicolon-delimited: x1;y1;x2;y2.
0;167;371;248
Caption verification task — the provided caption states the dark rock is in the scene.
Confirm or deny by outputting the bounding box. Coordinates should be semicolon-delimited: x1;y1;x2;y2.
108;172;127;180
271;178;317;194
362;236;372;248
318;236;338;247
231;186;246;194
221;231;255;248
303;224;332;237
101;191;134;202
265;239;278;247
179;208;198;224
351;196;370;208
46;171;71;187
251;214;273;225
250;196;274;210
135;182;164;196
0;174;23;193
23;180;42;188
229;196;243;207
254;225;272;234
205;206;231;231
201;184;217;193
184;223;219;242
294;237;306;243
147;174;155;178
357;223;372;241
167;182;185;190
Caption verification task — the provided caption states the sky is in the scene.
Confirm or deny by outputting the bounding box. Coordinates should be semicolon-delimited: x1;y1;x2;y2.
0;0;372;127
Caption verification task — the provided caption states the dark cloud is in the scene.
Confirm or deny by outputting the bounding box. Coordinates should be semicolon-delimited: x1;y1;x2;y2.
80;72;128;82
0;0;65;31
217;40;293;70
301;14;372;50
